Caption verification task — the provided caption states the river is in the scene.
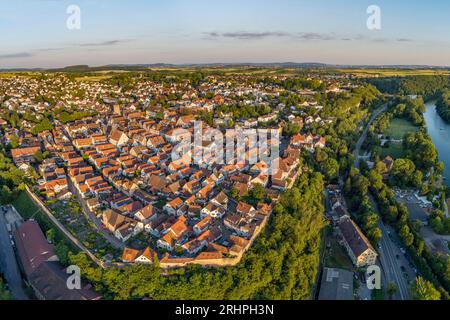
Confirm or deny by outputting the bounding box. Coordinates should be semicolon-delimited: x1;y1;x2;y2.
424;100;450;186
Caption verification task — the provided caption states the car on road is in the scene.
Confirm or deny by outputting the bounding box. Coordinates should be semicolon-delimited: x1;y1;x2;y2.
396;254;400;259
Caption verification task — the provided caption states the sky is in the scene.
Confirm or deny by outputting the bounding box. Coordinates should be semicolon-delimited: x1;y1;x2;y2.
1;0;450;68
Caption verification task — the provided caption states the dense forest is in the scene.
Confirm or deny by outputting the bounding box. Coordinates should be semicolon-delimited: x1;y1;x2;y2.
66;172;327;300
369;75;450;97
436;90;450;123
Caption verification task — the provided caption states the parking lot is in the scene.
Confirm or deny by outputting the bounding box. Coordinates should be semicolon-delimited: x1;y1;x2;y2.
394;189;432;224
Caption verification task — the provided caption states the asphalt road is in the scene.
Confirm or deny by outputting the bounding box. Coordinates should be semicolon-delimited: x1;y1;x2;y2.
0;208;28;300
353;104;388;169
377;218;412;300
353;103;415;300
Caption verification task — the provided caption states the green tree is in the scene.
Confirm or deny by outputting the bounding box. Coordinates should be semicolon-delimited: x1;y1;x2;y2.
398;224;414;247
249;184;265;202
410;277;441;300
322;158;339;181
387;282;398;300
9;134;20;148
0;278;12;300
55;242;71;266
230;187;240;201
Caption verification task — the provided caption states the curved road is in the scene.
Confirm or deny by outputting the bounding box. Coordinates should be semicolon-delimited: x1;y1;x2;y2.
354;104;388;169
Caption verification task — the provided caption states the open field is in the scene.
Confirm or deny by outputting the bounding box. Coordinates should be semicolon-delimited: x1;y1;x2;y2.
146;67;300;76
74;75;113;82
380;118;419;159
384;118;419;140
337;68;450;78
0;72;37;79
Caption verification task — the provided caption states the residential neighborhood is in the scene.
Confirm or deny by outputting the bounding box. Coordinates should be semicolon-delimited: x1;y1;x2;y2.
0;72;330;269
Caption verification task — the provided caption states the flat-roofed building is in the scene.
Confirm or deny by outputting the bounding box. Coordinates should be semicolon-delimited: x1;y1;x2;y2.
318;267;354;300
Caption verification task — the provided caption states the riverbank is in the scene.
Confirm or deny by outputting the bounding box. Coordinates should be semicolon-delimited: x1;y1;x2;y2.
424;100;450;186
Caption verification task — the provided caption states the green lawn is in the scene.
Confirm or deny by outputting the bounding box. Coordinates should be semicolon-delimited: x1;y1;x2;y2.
383;118;419;140
12;191;61;237
380;142;406;159
12;191;45;220
379;118;419;159
323;238;354;271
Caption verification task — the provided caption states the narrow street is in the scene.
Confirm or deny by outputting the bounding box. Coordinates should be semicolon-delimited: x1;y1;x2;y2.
0;207;28;300
62;126;125;251
67;178;125;250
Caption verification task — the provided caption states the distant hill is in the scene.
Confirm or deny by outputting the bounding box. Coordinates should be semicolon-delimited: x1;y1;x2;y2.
1;62;449;73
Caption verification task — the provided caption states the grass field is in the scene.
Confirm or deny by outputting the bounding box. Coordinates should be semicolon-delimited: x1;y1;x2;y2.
380;118;419;159
380;142;406;159
74;75;113;82
338;68;450;78
12;191;45;221
383;118;419;140
0;72;36;79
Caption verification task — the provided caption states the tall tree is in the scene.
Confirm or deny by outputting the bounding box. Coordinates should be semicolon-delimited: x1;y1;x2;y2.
410;277;441;300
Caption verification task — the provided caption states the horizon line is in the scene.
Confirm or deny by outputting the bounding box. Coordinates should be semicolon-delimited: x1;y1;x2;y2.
2;61;450;71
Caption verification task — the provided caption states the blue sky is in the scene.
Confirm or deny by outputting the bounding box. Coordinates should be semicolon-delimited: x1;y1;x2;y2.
1;0;450;68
